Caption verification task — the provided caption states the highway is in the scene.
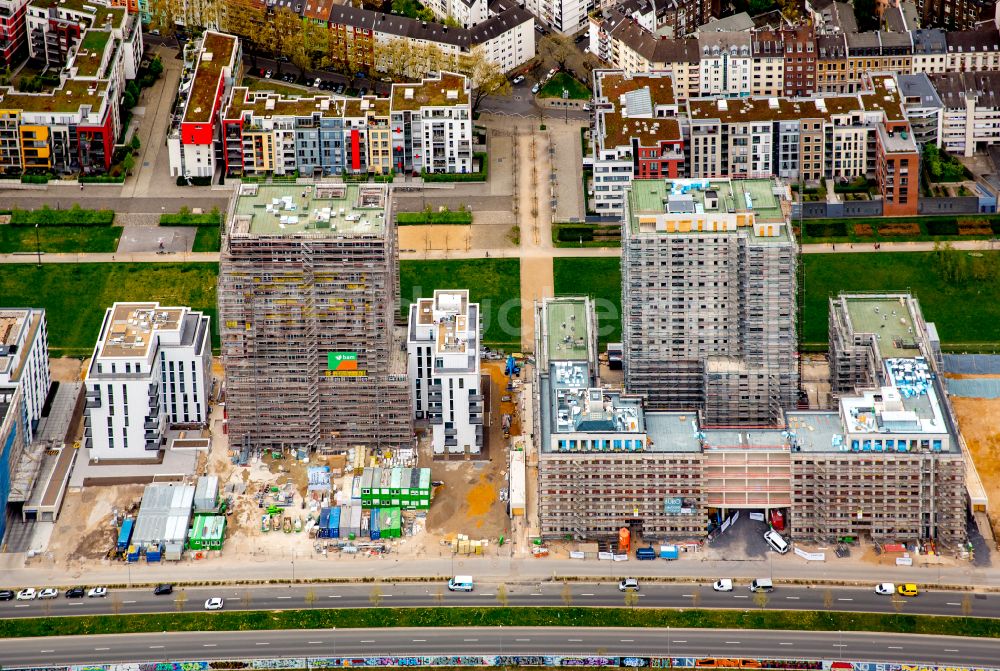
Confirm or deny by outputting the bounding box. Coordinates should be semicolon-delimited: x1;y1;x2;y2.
0;581;991;619
0;626;997;667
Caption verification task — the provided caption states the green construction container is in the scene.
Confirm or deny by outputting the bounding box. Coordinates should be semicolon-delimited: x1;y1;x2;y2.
187;515;226;551
379;507;401;538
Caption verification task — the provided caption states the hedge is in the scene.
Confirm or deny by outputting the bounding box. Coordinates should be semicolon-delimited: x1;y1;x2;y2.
421;152;488;182
396;210;472;225
925;219;960;236
159;213;221;226
79;174;126;184
20;174;50;184
557;225;595;242
804;221;848;238
10;205;114;227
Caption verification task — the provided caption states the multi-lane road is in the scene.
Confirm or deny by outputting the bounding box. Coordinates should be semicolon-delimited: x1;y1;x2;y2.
0;581;991;619
0;626;997;667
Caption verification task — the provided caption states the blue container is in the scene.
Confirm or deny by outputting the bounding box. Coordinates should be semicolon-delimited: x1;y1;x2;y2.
318;508;331;539
370;508;380;540
636;547;656;560
659;545;680;560
329;507;341;539
116;519;134;551
146;545;162;563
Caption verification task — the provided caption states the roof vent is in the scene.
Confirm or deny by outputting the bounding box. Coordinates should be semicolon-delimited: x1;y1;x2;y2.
203;52;214;62
716;99;727;111
404;88;414;99
447;89;458;99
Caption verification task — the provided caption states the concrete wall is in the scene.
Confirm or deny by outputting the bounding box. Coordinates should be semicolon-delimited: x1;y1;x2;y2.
918;196;981;215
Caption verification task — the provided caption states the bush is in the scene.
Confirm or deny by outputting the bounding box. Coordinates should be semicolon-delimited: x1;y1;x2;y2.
79;174;126;184
557;226;595;242
160;210;221;226
20;174;49;184
396;209;472;225
804;221;848;238
10;205;114;226
923;143;969;182
421;152;488;183
926;219;959;236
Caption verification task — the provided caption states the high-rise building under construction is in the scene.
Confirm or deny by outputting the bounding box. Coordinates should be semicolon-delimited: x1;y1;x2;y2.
219;182;412;454
621;178;798;426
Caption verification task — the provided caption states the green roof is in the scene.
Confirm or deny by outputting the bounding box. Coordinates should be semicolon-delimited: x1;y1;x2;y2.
844;296;922;359
233;183;388;237
74;30;112;78
29;0;125;29
190;515;226;540
546;298;589;362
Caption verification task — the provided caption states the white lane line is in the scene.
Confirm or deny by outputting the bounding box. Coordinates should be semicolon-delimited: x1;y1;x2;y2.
308;642;323;645
515;639;531;642
123;600;136;604
568;639;583;642
14;604;29;608
581;593;595;596
464;639;479;642
149;646;164;649
360;640;375;643
946;602;961;606
832;644;847;648
40;650;54;654
681;594;694;598
383;594;393;597
620;639;634;643
888;646;903;650
733;595;749;599
724;641;740;645
779;643;793;646
412;639;427;643
481;593;494;597
95;648;110;651
945;649;960;653
203;644;217;648
673;640;686;644
68;602;83;606
256;643;270;646
785;596;800;600
327;595;342;598
531;592;543;596
276;596;292;600
838;598;854;602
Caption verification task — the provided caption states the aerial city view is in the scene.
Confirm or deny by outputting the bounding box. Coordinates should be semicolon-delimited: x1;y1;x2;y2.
6;0;1000;667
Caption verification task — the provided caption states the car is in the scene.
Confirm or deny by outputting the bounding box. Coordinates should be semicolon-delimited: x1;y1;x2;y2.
582;103;591;111
512;74;525;85
65;587;85;598
535;24;544;33
0;589;15;601
897;583;919;597
205;597;224;610
264;69;273;79
618;578;639;592
276;55;290;63
153;584;174;596
335;83;345;93
548;68;558;78
16;588;36;601
713;579;734;592
150;29;161;36
38;588;59;599
874;583;895;595
574;33;586;43
314;77;322;87
381;77;392;82
87;587;108;598
531;83;540;94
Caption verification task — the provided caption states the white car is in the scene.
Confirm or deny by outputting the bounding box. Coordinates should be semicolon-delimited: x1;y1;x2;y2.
618;578;639;592
875;583;895;595
38;588;59;599
314;78;322;87
16;588;37;601
712;579;734;592
531;83;540;94
205;597;224;610
512;75;525;85
87;587;108;598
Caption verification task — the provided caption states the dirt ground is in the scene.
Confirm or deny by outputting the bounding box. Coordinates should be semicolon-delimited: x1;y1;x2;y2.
44;485;145;569
50;357;84;382
398;225;471;252
951;395;1000;540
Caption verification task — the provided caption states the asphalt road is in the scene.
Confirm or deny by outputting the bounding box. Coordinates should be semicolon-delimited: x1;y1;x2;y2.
0;626;996;667
0;581;990;619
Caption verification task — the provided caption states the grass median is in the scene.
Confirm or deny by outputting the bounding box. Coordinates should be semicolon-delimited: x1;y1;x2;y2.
2;606;999;639
0;225;121;253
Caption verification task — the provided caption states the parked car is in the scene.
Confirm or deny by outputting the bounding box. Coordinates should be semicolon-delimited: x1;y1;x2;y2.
574;33;586;43
38;588;59;599
153;584;174;596
359;88;368;96
874;583;895;595
314;77;322;87
0;590;15;601
87;586;108;598
713;579;734;592
512;74;525;85
65;587;85;598
531;83;540;94
264;69;273;79
16;588;36;601
335;83;345;93
205;597;224;610
897;583;919;597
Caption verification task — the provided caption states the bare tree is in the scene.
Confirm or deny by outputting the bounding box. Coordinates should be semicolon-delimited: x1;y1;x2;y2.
304;588;317;608
690;591;702;608
242;589;253;609
752;591;769;610
823;589;834;610
890;592;905;615
962;593;973;617
623;590;639;609
111;595;123;616
496;583;509;607
459;48;512;115
175;590;188;612
370;584;384;607
561;583;573;607
434;586;444;605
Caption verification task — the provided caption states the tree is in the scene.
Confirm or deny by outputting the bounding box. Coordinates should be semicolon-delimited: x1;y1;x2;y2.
623;589;639;609
122;153;136;175
496;583;509;607
122;90;137;110
752;590;769;610
304;588;317;608
148;55;164;79
561;583;573;607
175;590;188;612
459;48;511;115
369;584;383;607
130;135;141;152
823;589;834;610
854;0;878;31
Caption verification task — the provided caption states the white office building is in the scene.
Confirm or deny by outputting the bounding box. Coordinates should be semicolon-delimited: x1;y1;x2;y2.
85;303;211;461
407;290;484;455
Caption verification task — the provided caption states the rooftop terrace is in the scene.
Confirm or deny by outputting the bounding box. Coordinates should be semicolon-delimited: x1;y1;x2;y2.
0;79;109;115
230;183;388;237
545;299;589;362
184;32;237;124
73;30;112;78
30;0;125;29
98;303;183;359
843;296;922;359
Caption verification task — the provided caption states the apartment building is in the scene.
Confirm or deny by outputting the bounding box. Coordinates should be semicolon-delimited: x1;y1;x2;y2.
930;70;1000;156
698;32;751;97
875;122;920;215
621;178;798;426
897;72;944;147
468;5;535;73
911;28;948;72
424;0;488;28
913;0;991;31
406;290;483;456
222;72;472;178
26;0;138;69
167;30;240;180
0;0;29;67
84;302;211;461
526;0;592;34
945;26;1000;71
754;24;816;97
219;182;412;455
0;309;50;543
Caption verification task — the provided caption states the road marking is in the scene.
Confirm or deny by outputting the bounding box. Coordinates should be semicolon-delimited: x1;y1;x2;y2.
412;639;426;643
123;600;136;604
838;598;854;602
95;648;110;651
68;602;82;606
308;641;323;645
327;595;342;598
779;643;793;646
276;596;292;600
14;604;29;608
360;640;375;644
203;644;216;648
947;602;961;606
725;641;740;645
733;595;749;599
481;593;494;597
945;649;960;653
581;593;594;596
256;642;270;646
681;594;694;598
620;639;634;643
383;594;393;597
531;592;543;596
785;596;800;600
149;646;164;649
40;650;54;654
568;639;583;642
888;646;903;650
464;639;479;642
832;644;847;648
673;641;686;644
515;639;531;642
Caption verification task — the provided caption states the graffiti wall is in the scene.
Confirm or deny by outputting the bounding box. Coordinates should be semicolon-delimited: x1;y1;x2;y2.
8;658;1000;671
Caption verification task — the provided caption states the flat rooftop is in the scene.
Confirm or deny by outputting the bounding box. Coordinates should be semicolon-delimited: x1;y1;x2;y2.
545;299;589;362
230;183;388;237
0;309;40;381
843;296;922;358
645;412;703;452
73;30;112;78
786;411;847;452
184;31;237;124
433;290;471;355
98;303;183;359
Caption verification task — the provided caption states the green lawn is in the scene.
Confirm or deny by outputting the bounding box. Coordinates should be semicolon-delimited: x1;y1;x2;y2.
0;225;122;253
0;263;219;357
400;259;520;349
802;251;1000;350
552;257;621;344
1;606;999;639
192;226;221;252
243;76;305;97
539;72;590;100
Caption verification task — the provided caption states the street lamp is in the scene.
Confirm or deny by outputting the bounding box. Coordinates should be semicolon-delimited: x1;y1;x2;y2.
34;223;41;267
291;559;295;584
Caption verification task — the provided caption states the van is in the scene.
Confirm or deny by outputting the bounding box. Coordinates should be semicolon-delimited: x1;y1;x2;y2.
749;578;773;592
448;575;474;592
636;547;656;560
764;529;790;554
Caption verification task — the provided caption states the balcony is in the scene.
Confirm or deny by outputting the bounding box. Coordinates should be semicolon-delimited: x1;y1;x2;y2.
145;438;161;451
85;397;102;409
144;417;159;430
469;414;483;425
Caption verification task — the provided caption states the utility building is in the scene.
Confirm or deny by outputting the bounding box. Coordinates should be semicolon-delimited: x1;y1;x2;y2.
621;178;798;426
406;289;483;455
219;182;412;454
